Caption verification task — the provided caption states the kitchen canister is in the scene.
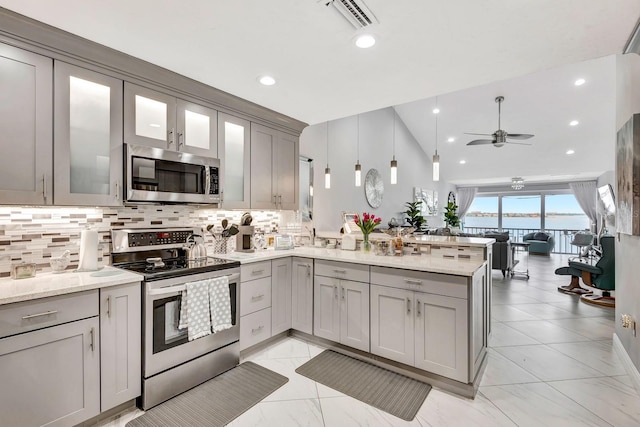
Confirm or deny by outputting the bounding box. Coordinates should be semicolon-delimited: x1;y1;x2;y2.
77;228;99;271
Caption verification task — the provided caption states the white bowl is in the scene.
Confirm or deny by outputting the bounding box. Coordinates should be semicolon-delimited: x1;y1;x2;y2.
50;256;70;273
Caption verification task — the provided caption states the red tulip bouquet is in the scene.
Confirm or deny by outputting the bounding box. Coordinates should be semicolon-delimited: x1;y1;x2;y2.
354;212;382;252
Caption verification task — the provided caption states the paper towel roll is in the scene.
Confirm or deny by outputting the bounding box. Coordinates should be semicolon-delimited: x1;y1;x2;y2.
78;229;98;271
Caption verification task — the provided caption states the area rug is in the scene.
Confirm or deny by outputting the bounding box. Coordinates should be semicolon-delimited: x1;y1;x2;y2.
295;349;431;421
126;362;288;427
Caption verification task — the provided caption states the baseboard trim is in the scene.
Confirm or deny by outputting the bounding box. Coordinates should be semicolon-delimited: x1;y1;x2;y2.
613;333;640;394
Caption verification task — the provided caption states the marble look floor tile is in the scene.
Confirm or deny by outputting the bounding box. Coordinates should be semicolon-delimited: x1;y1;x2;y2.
503;320;591;344
491;304;539;322
546;317;615;341
320;395;422;426
612;375;637;388
308;341;330;358
548;340;626;376
94;407;145;427
252;358;318;402
513;289;571;304
480;348;541;386
247;337;310;361
479;382;611;427
489;322;541;347
316;381;346;398
416;389;516;427
495;344;605;381
548;300;616;319
229;398;324;427
491;293;540;305
508;303;581;320
548;377;640;427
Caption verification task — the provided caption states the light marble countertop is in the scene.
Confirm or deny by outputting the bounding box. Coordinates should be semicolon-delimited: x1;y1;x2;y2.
316;231;494;247
0;266;143;305
217;246;485;277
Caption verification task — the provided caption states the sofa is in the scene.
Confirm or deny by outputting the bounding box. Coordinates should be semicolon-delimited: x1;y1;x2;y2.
523;232;555;255
484;231;512;277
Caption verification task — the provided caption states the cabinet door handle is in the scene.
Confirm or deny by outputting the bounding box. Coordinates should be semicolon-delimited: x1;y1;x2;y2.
416;299;421;317
90;327;95;352
334;284;338;299
306;265;311;277
407;298;411;314
250;294;265;301
21;310;58;320
168;128;175;147
278;194;282;208
251;325;264;334
42;174;47;203
178;131;184;149
273;195;277;206
114;181;119;201
107;295;112;318
341;287;345;300
404;278;423;285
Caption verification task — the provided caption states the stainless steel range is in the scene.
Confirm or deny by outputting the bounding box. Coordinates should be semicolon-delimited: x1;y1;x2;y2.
111;227;241;410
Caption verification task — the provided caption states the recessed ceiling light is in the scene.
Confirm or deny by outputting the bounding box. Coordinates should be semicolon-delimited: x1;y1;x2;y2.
432;108;440;114
149;123;160;128
258;75;276;86
459;160;466;164
574;78;586;86
447;137;455;143
569;120;579;126
355;34;376;49
566;149;575;155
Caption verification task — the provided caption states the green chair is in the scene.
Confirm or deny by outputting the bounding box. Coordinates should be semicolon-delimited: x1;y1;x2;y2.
555;235;615;307
523;231;555;255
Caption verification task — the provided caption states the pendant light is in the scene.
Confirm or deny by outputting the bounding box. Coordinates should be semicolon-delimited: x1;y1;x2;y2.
433;98;440;182
355;115;362;187
325;121;331;189
390;109;398;185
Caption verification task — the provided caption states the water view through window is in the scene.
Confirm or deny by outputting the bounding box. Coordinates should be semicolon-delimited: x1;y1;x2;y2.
464;194;590;231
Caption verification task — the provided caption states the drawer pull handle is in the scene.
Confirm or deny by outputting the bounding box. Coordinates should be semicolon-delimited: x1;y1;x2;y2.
107;295;112;318
333;269;347;274
90;327;95;352
250;294;265;301
404;279;423;285
252;269;264;275
251;325;264;334
22;310;58;320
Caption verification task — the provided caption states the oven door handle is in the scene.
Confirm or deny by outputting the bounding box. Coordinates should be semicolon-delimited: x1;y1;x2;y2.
147;273;240;296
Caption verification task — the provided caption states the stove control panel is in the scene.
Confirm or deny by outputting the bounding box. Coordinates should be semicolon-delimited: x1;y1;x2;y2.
111;228;198;252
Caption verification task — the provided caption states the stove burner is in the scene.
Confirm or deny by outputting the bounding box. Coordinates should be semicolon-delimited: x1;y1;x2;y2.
114;255;239;281
146;257;165;269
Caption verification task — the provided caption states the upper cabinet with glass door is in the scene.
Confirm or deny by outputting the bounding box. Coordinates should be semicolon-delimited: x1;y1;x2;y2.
218;113;250;209
54;61;123;206
0;43;52;205
124;83;217;158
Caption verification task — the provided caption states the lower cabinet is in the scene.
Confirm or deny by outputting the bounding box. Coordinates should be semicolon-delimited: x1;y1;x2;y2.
370;284;469;382
100;282;141;412
240;307;272;350
271;257;292;336
313;275;369;352
0;316;100;427
239;261;273;351
291;257;313;335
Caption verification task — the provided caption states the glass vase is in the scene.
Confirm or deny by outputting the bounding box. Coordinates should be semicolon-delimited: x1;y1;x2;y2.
362;234;371;253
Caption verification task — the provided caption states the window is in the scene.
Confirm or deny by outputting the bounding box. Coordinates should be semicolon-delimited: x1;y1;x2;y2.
502;195;541;230
464;196;498;229
544;194;590;231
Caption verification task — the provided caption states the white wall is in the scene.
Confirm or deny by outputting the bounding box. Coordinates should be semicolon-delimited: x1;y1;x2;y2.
300;107;451;232
615;53;640;376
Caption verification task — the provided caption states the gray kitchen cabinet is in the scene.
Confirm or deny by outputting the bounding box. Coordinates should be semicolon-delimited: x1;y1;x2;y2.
218;112;251;209
0;317;100;427
0;42;52;205
370;284;415;366
291;257;313;335
54;61;124;206
124;82;218;157
239;261;273;351
100;282;142;412
271;258;292;336
314;261;369;352
250;123;299;210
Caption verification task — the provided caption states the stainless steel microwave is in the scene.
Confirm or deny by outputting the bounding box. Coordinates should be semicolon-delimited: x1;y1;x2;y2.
125;144;220;204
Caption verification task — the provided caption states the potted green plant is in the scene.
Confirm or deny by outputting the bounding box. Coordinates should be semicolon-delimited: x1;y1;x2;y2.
443;201;461;233
404;201;427;232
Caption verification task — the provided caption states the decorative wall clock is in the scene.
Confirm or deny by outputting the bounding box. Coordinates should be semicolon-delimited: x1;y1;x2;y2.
365;169;384;208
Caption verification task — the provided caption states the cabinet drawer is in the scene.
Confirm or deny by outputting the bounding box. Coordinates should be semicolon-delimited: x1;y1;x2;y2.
0;290;99;339
370;266;467;299
240;276;271;316
240;307;271;351
315;260;369;283
241;261;272;281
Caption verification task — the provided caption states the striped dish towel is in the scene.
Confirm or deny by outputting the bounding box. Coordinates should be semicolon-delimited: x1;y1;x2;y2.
209;276;232;333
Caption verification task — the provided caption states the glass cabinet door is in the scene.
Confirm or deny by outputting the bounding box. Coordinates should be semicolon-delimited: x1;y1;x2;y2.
218;113;250;209
54;61;123;206
177;99;217;157
124;82;177;149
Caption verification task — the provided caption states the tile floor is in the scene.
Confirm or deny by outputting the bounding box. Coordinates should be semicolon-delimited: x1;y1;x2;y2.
100;254;640;426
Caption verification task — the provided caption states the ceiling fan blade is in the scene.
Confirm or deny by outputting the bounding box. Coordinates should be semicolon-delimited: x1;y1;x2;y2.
505;141;532;146
464;132;494;137
506;133;534;140
466;139;495;146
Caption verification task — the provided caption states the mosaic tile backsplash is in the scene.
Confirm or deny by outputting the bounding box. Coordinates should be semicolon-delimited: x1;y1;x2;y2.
0;206;287;277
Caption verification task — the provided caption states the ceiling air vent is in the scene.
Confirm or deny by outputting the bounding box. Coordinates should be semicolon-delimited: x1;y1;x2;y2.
324;0;378;29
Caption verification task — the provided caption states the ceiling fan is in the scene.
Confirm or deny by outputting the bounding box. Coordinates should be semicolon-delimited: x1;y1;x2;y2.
466;96;534;147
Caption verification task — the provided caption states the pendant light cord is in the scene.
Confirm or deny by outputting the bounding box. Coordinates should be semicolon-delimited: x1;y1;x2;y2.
326;121;329;168
393;109;396;159
435;97;438;155
357;115;360;163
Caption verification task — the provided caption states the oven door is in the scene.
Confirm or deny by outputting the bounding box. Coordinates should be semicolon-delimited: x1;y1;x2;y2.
143;269;240;378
